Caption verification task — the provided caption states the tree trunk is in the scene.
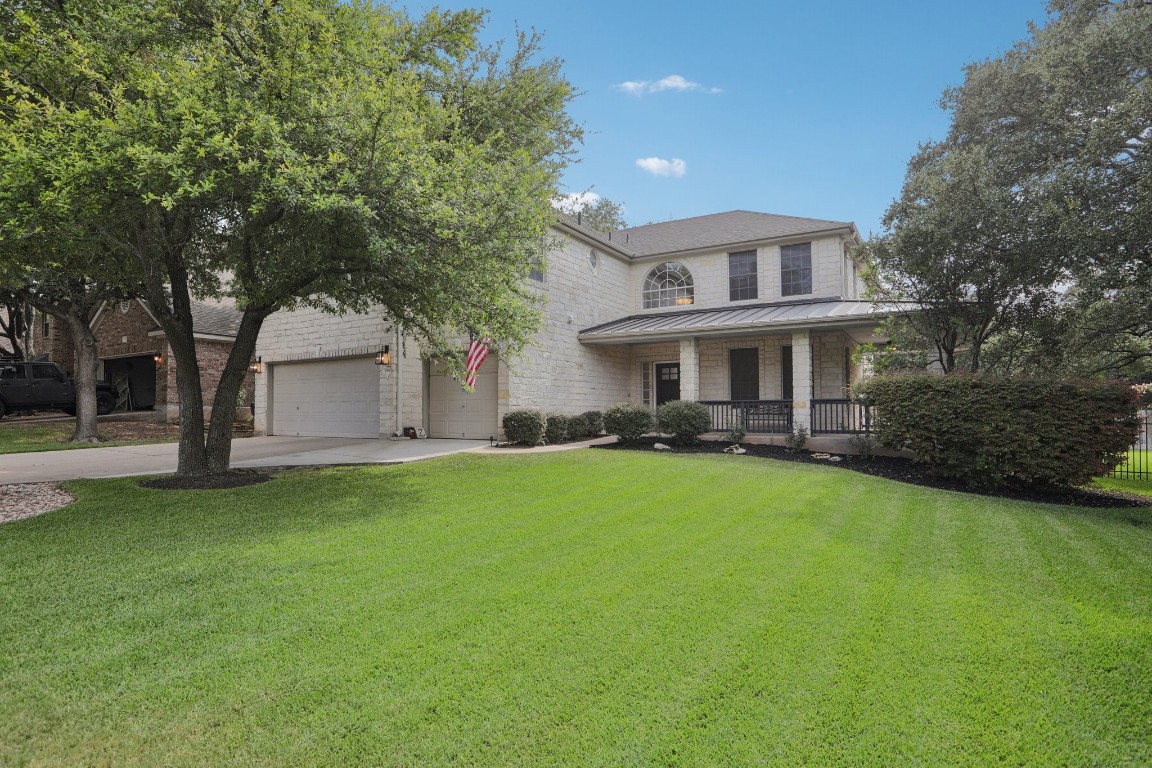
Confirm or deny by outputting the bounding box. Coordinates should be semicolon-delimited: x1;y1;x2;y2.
65;312;101;443
205;308;271;474
165;311;209;478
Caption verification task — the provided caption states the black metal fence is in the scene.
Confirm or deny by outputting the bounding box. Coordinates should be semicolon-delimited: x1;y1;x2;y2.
1108;410;1150;479
811;399;872;434
700;400;792;434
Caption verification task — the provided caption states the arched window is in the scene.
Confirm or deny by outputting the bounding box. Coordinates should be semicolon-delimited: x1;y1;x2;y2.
643;262;694;308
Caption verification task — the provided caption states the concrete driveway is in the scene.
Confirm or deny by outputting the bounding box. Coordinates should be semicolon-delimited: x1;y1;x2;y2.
0;436;487;484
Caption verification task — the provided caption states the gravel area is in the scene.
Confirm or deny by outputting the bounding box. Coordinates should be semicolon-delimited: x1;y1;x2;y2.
0;483;76;524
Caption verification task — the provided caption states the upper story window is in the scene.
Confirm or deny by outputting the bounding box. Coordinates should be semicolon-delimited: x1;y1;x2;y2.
781;242;813;296
529;253;544;283
728;250;758;301
643;262;694;308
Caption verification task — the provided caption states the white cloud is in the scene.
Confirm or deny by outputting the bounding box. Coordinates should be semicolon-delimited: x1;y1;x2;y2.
616;80;648;95
614;74;719;96
635;157;687;178
554;192;601;213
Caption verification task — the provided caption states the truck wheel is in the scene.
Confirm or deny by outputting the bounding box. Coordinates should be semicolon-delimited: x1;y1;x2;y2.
96;392;115;416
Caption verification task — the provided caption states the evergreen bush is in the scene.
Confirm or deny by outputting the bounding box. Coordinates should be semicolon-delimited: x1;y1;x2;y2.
656;400;713;445
545;414;570;444
581;410;604;435
603;403;655;444
566;414;590;441
502;409;546;446
852;373;1140;487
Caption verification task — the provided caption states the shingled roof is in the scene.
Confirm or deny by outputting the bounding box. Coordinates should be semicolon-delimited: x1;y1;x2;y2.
189;301;243;338
611;210;855;258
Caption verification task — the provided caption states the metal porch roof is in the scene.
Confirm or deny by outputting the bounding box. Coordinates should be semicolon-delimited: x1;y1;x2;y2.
578;298;913;343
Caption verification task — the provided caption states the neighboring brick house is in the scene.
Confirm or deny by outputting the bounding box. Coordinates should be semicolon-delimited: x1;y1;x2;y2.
44;299;252;422
253;210;904;445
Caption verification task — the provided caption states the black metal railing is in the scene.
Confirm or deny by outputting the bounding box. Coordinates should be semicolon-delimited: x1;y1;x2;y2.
700;400;792;434
1108;409;1150;479
811;399;873;434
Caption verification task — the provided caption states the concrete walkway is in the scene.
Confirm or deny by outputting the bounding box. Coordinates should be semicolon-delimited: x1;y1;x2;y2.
0;436;488;484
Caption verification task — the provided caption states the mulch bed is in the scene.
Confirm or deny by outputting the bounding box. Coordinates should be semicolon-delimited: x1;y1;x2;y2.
140;470;272;491
595;437;1152;509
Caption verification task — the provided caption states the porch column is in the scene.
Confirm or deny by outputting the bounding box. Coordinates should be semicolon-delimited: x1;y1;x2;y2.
791;330;812;431
679;337;700;402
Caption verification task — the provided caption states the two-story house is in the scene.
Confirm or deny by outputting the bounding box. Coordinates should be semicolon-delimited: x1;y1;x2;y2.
253;210;897;443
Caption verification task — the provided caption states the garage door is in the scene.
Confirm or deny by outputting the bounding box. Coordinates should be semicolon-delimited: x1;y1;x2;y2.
271;357;380;438
428;353;498;439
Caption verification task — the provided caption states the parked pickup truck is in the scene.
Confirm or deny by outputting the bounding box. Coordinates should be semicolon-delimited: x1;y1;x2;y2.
0;360;117;419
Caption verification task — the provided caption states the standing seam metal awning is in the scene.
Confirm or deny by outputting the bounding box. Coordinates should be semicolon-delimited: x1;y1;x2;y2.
577;299;914;344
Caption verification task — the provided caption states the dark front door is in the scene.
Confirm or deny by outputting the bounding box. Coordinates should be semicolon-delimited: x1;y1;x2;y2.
655;363;680;405
730;348;759;401
782;346;793;401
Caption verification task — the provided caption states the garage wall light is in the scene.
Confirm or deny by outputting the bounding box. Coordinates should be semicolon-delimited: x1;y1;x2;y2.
153;352;163;365
248;356;263;375
376;345;392;367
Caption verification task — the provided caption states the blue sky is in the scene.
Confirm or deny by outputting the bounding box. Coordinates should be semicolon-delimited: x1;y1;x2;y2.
407;0;1051;237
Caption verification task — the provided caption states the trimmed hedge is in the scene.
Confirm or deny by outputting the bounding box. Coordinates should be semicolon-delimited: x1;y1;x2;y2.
502;409;546;446
656;400;713;445
604;402;655;445
567;414;590;441
581;410;604;435
545;414;569;445
853;373;1141;487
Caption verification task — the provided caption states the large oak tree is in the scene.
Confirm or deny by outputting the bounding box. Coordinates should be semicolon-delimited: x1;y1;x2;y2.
0;0;580;476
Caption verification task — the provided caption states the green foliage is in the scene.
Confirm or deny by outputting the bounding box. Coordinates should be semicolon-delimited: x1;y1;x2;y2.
580;410;604;435
853;373;1140;487
726;423;747;445
565;413;589;441
502;409;546;446
848;432;876;459
655;400;712;446
784;424;808;452
0;0;581;475
603;402;654;445
559;195;628;233
544;414;569;445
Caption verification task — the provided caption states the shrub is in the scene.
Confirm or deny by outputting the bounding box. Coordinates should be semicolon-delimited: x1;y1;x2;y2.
656;400;713;445
784;423;808;451
566;413;590;441
726;423;747;445
581;410;604;435
853;373;1141;487
502;409;546;445
545;414;570;444
603;402;655;444
848;432;876;458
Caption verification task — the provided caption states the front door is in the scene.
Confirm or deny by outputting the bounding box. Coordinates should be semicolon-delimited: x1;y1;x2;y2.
655;363;680;405
730;348;759;401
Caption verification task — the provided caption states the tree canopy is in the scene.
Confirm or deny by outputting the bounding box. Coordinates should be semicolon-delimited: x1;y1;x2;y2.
0;0;580;476
862;0;1151;379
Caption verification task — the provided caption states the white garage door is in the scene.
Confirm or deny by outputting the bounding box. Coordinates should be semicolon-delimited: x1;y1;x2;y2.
271;357;380;438
428;353;498;439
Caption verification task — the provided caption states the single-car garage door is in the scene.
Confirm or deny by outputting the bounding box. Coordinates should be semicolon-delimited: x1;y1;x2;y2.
428;353;498;439
271;357;380;438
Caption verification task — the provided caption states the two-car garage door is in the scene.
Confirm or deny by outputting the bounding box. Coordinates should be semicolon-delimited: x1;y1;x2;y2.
270;357;380;438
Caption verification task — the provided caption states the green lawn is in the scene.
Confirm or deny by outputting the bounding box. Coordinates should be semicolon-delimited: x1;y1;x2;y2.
0;422;176;455
2;451;1150;766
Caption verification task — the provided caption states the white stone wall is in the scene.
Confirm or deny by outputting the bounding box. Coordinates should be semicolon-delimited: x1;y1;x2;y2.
811;331;856;399
628;234;856;313
698;335;790;401
503;231;632;418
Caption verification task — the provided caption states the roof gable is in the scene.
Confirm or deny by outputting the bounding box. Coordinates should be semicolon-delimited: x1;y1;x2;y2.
613;210;855;257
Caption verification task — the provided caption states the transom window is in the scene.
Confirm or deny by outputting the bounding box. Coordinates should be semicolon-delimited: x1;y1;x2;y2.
643;262;694;308
728;250;758;301
781;242;813;297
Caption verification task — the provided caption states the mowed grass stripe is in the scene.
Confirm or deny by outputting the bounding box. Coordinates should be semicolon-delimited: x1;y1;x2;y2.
1;450;1149;766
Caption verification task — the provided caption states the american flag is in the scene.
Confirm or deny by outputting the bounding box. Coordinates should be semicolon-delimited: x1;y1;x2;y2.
465;336;491;390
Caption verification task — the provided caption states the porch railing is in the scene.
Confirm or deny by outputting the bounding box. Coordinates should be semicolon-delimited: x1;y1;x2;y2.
699;400;792;434
811;399;873;434
1107;409;1150;479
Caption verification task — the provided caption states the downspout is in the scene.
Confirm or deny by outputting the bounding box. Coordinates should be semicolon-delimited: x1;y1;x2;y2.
394;323;402;437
